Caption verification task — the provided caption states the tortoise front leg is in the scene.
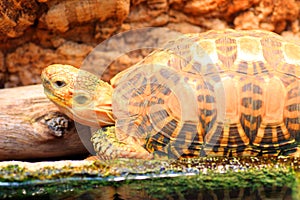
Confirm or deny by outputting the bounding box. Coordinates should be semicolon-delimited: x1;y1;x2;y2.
91;126;153;160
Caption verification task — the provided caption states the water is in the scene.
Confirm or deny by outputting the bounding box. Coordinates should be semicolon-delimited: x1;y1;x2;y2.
0;157;299;199
0;176;295;200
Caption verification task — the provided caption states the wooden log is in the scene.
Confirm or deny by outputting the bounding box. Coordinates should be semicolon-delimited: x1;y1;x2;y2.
0;84;92;160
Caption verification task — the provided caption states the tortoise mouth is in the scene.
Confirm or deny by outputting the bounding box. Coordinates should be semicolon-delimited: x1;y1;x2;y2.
43;86;53;99
43;86;51;96
43;85;69;109
43;86;58;99
42;77;55;97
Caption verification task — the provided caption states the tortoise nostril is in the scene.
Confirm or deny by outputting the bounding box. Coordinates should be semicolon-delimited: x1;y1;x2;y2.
43;79;50;86
54;80;66;88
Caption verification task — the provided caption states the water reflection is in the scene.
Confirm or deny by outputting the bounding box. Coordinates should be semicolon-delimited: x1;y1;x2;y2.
63;185;292;200
1;183;292;200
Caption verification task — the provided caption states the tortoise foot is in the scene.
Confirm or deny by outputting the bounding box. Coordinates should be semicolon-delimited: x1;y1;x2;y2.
91;126;153;160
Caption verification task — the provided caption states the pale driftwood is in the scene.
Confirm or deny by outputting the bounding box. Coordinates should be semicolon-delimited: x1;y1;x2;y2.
0;84;92;160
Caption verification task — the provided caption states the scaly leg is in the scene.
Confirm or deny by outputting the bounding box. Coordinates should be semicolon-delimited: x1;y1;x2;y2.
91;126;153;160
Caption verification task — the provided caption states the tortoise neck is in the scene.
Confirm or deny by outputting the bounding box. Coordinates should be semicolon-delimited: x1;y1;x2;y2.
95;83;115;127
96;102;115;126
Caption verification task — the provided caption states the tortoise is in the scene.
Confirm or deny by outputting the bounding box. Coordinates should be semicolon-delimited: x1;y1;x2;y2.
41;29;300;160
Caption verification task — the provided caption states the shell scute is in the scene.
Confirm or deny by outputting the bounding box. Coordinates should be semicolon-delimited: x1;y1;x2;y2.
112;29;300;158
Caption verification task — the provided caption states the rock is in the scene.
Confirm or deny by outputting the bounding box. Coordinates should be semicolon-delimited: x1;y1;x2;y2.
0;0;299;88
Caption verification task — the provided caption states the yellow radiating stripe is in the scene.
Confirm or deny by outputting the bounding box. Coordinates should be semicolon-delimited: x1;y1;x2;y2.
243;119;251;128
253;123;265;145
272;127;278;144
281;123;291;140
238;123;250;145
220;124;229;147
205;122;219;143
287;123;300;130
286;98;300;105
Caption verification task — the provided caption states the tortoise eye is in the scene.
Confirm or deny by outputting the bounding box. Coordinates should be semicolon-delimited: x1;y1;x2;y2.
74;95;89;104
54;80;66;88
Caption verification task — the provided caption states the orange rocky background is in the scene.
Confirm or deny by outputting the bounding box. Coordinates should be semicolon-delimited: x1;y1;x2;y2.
1;0;300;88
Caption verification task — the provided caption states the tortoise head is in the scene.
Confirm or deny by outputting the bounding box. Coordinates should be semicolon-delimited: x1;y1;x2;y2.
41;64;115;127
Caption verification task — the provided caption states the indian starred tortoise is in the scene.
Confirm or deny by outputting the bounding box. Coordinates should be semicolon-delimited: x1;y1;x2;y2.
41;29;300;159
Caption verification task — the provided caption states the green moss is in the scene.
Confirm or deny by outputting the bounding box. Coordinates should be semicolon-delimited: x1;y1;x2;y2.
0;157;299;199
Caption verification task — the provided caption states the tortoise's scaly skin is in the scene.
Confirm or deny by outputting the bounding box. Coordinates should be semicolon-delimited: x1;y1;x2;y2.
42;29;300;159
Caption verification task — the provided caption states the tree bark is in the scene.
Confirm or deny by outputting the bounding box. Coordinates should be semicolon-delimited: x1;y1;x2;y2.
0;84;91;160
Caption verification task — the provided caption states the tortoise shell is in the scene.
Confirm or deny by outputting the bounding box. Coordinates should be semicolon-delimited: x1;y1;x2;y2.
111;29;300;158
